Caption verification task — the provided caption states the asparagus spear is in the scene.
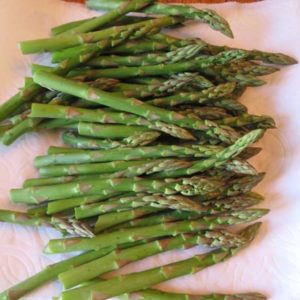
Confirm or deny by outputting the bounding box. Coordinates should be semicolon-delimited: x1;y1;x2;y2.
19;16;181;54
77;123;153;139
33;144;225;167
58;0;155;36
87;0;233;38
85;44;203;67
45;210;266;254
59;231;243;289
94;192;264;232
0;248;115;300
115;290;267;300
62;131;160;149
68;50;247;80
0;209;94;237
150;33;297;65
47;193;124;214
37;158;195;177
109;192;263;231
147;83;236;107
30;103;194;141
111;74;197;98
94;207;164;232
58;223;261;300
55;44;203;64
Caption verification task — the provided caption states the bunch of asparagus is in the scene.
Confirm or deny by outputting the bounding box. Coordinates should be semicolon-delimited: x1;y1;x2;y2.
0;0;296;299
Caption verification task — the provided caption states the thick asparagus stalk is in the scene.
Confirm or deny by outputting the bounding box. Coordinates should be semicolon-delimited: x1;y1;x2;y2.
94;206;163;232
47;193;124;214
59;231;242;289
115;290;267;300
0;248;115;300
62;131;160;149
58;223;261;300
19;16;181;54
87;0;233;38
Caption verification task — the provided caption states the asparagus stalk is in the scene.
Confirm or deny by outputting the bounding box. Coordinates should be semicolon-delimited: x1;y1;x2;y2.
111;74;198;98
33;144;224;167
147;83;236;107
114;290;267;300
56;44;203;64
58;0;155;36
47;193;124;214
0;209;94;237
150;33;297;65
44;210;267;254
37;158;195;177
59;231;243;289
85;45;204;67
77;123;153;139
58;223;261;300
62;131;160;149
0;248;115;300
68;51;247;80
94;192;264;232
94;206;163;232
19;16;181;54
109;193;263;231
30;103;194;141
87;0;233;38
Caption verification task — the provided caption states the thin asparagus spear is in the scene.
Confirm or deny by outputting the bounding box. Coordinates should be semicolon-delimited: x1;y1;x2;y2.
68;51;247;80
58;0;155;36
59;230;243;289
87;0;233;38
62;131;160;149
19;16;181;54
44;211;266;254
178;107;231;120
110;192;263;230
94;192;264;232
150;33;297;65
147;83;236;107
58;223;261;300
115;290;267;300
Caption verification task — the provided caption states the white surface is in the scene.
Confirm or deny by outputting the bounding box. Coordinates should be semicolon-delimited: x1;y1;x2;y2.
0;0;300;299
